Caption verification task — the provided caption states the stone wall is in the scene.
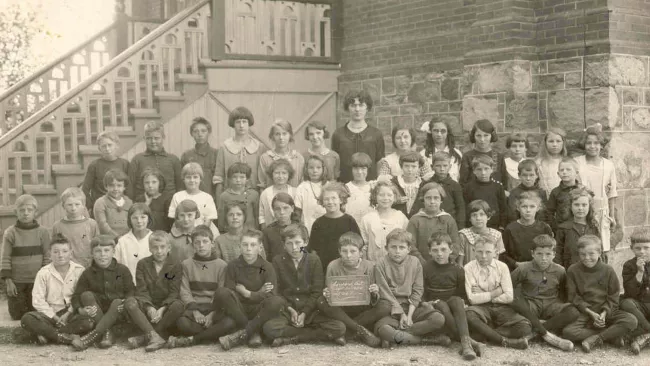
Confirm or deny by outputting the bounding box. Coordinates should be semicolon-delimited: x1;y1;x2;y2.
338;0;650;265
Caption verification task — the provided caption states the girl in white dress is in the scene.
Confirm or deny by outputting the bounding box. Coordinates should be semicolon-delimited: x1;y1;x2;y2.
294;155;328;233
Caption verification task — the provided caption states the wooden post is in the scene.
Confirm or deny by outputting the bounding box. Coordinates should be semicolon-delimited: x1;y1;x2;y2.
330;0;342;63
114;0;130;53
210;0;226;60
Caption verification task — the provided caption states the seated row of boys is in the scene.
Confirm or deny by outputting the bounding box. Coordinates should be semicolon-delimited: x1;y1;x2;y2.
11;199;650;359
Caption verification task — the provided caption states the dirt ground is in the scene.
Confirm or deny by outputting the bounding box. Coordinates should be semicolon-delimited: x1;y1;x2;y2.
0;335;649;366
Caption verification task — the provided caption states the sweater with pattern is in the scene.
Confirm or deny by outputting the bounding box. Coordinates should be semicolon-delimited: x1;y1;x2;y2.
0;222;50;283
52;217;98;268
179;253;227;310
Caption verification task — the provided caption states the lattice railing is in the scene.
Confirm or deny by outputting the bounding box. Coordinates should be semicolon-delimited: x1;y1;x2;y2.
0;0;211;207
213;0;341;62
0;23;119;135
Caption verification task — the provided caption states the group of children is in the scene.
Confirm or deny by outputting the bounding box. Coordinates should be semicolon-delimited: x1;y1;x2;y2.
1;90;649;361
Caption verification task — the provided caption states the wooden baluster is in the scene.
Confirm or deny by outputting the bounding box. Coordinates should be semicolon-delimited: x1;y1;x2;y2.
44;132;52;185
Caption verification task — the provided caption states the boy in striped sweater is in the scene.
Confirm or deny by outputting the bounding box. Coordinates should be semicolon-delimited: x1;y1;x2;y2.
167;225;230;348
0;195;51;320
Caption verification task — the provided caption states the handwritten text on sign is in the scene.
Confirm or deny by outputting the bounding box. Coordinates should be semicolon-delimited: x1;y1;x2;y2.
327;275;370;306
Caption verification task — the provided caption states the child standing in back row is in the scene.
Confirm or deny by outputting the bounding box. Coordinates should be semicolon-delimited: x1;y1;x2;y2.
180;117;218;198
303;120;340;181
82;131;129;214
1;195;51;320
128;121;183;199
52;187;99;268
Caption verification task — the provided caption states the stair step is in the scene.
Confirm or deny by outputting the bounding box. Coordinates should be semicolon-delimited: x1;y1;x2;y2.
23;184;57;195
52;164;86;175
131;108;161;118
177;73;206;83
155;91;184;101
104;126;137;135
79;145;101;156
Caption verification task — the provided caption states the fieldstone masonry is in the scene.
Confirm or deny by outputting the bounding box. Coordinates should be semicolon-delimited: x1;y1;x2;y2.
339;0;650;275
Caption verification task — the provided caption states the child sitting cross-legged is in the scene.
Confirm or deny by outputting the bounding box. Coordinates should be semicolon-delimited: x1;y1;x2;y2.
374;229;450;348
464;236;532;350
17;234;93;345
125;231;184;352
563;235;637;353
70;235;135;351
217;229;285;350
167;225;231;348
316;232;391;348
509;234;578;351
621;227;650;354
263;224;346;347
422;233;484;360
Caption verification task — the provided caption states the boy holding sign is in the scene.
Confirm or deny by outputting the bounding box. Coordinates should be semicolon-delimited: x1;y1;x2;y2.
317;232;391;347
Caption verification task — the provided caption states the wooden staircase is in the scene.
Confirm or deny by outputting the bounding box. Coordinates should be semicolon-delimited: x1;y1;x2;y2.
0;1;211;230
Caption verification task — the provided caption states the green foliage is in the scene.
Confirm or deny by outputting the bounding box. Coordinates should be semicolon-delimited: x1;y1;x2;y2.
0;1;45;92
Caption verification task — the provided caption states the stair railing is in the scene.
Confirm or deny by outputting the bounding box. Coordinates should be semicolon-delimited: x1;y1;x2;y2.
0;0;211;207
0;22;121;135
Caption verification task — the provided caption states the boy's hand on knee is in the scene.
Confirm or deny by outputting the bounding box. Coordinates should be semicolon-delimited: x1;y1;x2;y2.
262;282;274;293
4;279;17;297
193;310;206;325
80;306;97;317
368;284;379;295
117;301;125;313
295;313;306;328
146;307;158;321
288;307;299;325
152;307;166;323
204;312;215;328
399;314;409;330
322;288;331;302
58;312;71;327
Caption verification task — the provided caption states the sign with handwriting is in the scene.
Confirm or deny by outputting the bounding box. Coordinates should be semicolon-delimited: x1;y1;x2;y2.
327;275;370;306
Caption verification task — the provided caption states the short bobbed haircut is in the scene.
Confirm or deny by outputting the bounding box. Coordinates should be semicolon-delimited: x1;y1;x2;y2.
228;106;255;127
338;231;364;250
469;119;498;143
343;90;373;112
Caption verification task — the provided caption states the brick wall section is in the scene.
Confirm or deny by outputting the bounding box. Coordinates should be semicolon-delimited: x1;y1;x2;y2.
535;0;610;60
609;0;650;56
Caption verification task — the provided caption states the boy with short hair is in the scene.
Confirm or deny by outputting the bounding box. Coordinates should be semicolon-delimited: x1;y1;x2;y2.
1;194;50;320
93;169;134;237
263;224;346;347
422;233;483;360
52;187;99;268
506;159;547;223
217;162;259;232
503;133;529;191
563;235;637;352
464;237;531;349
374;229;449;348
545;157;582;231
125;231;184;352
128;120;183;199
411;151;465;228
463;155;507;230
70;235;135;350
391;151;423;218
167;225;231;348
82;131;129;213
316;232;391;347
509;234;578;351
619;227;650;354
217;229;285;350
181;117;218;198
18;234;92;345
